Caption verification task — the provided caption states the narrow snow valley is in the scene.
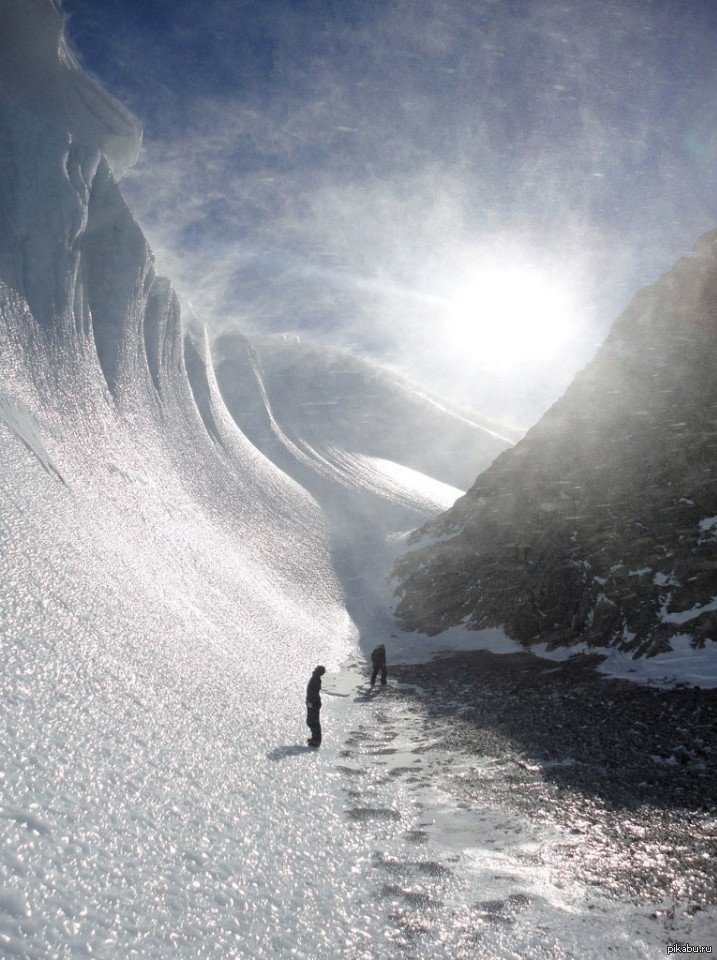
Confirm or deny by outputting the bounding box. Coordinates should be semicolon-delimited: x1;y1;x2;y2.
0;2;715;958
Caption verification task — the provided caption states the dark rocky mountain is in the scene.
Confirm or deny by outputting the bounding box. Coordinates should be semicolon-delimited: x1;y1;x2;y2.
393;230;717;659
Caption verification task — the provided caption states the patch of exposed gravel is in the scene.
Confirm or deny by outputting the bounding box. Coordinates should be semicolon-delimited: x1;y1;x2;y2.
390;651;717;911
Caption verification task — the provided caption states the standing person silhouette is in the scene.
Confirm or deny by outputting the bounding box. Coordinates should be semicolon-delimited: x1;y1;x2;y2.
370;644;387;687
305;665;326;747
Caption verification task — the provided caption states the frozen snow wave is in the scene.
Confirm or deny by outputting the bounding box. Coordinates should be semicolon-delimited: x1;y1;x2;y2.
0;0;141;179
0;4;518;958
214;332;511;492
0;5;375;956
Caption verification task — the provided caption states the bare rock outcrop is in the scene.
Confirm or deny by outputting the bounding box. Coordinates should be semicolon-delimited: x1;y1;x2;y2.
394;231;717;659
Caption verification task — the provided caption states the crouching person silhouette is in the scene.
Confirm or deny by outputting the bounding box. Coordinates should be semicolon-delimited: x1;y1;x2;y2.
306;665;326;747
370;644;387;687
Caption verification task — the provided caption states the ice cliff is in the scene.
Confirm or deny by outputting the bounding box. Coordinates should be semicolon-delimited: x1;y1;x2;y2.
0;0;501;647
0;2;513;954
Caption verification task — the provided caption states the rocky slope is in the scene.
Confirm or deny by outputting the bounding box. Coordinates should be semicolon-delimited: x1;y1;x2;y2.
389;651;717;908
393;231;717;662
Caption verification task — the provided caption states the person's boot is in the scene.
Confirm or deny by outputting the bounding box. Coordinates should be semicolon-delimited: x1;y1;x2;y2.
307;738;320;748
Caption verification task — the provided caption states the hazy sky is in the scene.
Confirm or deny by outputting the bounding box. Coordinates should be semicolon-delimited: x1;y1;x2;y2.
63;0;717;427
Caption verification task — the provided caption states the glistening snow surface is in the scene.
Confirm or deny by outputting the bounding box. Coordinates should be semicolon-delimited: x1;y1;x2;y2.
0;2;714;957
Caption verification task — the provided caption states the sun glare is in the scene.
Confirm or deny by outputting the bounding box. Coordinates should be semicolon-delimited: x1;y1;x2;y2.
443;267;574;367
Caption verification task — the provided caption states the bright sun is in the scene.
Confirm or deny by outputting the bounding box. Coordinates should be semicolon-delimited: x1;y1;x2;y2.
443;267;573;367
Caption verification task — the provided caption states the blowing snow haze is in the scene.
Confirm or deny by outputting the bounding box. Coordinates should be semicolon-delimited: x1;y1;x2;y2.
62;0;717;427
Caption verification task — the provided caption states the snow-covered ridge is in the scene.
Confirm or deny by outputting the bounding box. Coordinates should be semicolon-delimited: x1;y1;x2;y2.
213;332;510;491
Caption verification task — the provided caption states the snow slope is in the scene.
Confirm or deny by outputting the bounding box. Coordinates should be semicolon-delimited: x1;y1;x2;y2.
214;332;513;491
1;3;712;957
0;3;362;955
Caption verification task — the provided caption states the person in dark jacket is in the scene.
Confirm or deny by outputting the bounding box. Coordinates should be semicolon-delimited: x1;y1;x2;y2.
370;644;387;686
306;665;326;747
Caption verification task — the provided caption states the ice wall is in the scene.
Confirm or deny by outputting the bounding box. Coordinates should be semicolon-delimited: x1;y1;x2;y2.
0;5;506;954
0;0;141;176
0;6;363;953
0;0;348;655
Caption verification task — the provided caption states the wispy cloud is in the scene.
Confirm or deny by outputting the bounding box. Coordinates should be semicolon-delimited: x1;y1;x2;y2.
72;0;717;424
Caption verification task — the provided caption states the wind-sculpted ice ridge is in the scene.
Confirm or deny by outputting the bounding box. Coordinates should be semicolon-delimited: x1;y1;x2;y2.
1;2;712;957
